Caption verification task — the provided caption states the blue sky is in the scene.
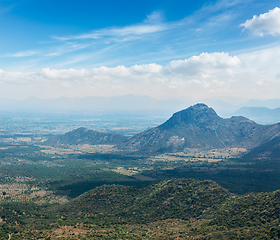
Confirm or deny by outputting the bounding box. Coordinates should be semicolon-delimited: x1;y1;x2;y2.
0;0;280;101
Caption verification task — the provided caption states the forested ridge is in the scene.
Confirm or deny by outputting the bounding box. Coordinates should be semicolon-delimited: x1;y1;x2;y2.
1;178;280;239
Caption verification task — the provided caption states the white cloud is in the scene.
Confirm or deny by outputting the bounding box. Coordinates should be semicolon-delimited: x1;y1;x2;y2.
130;63;164;74
38;68;89;80
0;69;38;84
54;12;169;41
200;0;244;12
240;7;280;36
1;48;280;100
45;43;90;56
169;52;241;72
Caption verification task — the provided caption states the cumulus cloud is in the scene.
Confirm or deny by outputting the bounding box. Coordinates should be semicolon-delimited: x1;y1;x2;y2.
1;49;280;100
240;7;280;36
32;52;241;86
0;69;39;84
38;68;89;80
169;52;241;72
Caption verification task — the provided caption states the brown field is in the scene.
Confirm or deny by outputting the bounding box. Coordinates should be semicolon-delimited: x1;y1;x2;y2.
111;166;140;176
40;144;117;155
26;218;213;239
149;148;247;163
69;144;118;153
0;183;68;204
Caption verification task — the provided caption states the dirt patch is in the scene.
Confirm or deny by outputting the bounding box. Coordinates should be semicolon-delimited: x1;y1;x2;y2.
51;225;88;239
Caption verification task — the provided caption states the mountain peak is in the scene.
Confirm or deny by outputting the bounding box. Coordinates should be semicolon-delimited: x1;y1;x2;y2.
161;103;220;128
192;103;209;108
76;127;88;132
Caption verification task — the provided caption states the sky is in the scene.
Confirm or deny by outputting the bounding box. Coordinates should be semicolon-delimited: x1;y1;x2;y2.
0;0;280;101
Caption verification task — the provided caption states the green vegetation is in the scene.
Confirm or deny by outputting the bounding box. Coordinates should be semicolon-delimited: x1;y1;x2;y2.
1;108;280;239
0;178;280;239
58;179;231;225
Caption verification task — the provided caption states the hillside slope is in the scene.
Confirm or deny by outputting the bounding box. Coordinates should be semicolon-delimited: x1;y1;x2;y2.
1;179;280;239
58;178;231;224
242;135;280;160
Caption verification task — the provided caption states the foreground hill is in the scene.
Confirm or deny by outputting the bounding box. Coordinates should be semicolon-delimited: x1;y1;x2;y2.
44;103;280;153
58;178;231;225
1;178;280;239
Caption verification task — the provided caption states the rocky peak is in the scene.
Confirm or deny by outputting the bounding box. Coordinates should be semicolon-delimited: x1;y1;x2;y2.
160;103;220;128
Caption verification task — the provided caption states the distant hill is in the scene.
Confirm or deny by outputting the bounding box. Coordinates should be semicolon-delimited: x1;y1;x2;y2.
44;104;280;153
125;103;280;152
44;127;128;146
243;98;280;109
233;107;280;124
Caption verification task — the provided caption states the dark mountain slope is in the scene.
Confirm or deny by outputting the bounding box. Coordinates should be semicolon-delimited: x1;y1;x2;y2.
125;103;280;152
44;127;128;146
242;135;280;160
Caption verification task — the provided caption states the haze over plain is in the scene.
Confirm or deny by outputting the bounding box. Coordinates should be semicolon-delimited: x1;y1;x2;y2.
0;0;280;103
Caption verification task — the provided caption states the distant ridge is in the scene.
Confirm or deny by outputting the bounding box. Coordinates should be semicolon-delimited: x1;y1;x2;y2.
233;107;280;124
44;104;280;153
44;127;127;146
0;95;186;112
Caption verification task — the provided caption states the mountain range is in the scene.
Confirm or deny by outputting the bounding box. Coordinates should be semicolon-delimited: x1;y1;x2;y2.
0;95;187;112
44;103;280;153
2;95;280;122
233;106;280;125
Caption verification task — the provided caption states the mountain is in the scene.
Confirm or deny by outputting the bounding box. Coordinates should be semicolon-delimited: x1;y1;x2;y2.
125;103;280;152
44;104;280;153
243;98;280;109
233;107;280;124
43;127;128;146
